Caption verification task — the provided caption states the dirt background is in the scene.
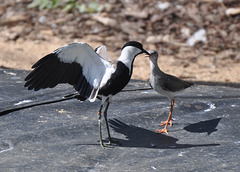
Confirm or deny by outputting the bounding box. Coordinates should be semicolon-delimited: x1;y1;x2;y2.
0;0;240;83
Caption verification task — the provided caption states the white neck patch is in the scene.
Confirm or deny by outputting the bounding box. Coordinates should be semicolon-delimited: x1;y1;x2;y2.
117;46;142;72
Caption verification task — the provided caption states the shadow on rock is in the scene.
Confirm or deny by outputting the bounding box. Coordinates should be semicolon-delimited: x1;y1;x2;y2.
184;118;221;135
109;119;219;149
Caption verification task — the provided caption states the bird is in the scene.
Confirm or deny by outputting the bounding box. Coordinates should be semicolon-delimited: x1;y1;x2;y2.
147;50;194;134
24;41;149;147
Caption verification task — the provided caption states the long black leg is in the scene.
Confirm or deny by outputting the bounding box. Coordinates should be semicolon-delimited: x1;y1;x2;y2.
98;104;104;147
103;99;111;145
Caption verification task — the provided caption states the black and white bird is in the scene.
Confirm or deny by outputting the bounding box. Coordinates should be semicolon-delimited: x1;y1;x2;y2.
24;41;149;147
147;50;194;134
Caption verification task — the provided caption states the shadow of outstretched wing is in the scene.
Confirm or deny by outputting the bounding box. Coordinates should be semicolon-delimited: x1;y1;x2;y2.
109;119;219;149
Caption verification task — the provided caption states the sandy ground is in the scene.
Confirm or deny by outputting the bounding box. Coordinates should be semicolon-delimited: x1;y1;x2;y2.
1;0;240;84
0;36;239;84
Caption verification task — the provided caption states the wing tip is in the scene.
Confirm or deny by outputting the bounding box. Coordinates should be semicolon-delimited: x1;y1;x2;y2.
88;88;99;102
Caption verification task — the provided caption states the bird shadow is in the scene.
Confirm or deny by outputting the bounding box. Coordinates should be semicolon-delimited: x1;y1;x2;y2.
183;118;222;135
109;119;219;149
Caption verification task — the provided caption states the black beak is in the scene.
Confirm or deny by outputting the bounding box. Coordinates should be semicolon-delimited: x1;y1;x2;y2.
143;49;150;55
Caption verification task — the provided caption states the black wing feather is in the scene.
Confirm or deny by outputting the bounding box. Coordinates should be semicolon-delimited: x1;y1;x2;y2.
79;78;88;96
25;53;94;100
30;60;60;90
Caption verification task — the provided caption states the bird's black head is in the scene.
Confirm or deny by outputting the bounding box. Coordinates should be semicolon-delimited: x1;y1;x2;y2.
122;41;150;55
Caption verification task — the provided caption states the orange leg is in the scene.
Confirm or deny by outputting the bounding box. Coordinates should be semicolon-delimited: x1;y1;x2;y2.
156;99;174;134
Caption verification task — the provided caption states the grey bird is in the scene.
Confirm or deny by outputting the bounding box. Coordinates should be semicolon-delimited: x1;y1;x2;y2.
147;50;194;134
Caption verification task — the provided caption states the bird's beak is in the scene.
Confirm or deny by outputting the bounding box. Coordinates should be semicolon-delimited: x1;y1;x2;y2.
143;49;150;55
144;50;151;58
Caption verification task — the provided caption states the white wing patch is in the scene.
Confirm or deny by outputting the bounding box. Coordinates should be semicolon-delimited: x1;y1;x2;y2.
54;42;114;102
100;67;115;88
95;45;112;63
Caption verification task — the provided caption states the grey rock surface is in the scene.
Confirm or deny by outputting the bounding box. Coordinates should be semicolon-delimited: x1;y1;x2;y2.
0;69;239;171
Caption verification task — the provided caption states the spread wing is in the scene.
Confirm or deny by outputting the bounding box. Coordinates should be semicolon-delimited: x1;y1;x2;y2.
24;42;113;102
95;45;112;63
